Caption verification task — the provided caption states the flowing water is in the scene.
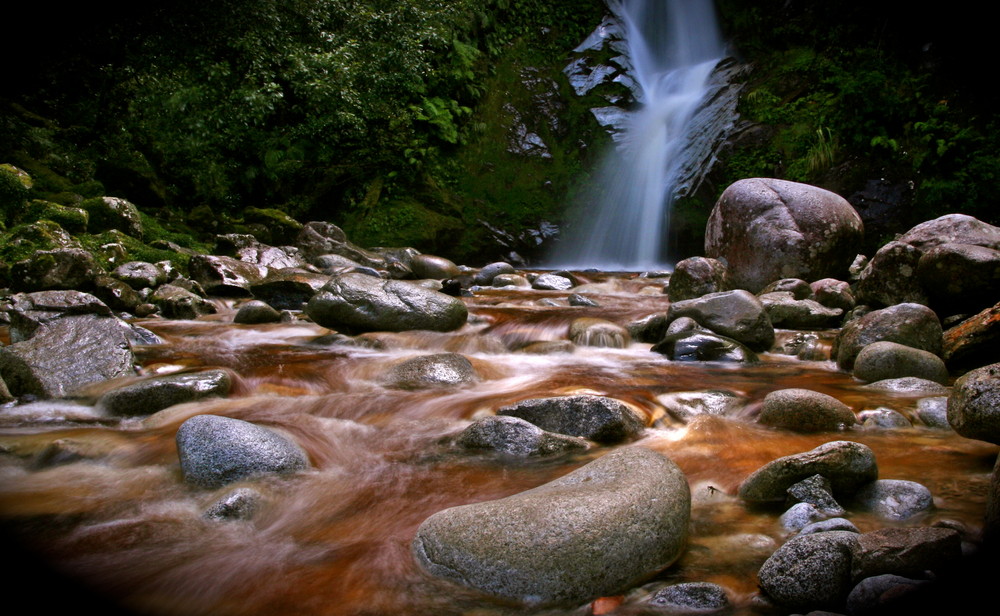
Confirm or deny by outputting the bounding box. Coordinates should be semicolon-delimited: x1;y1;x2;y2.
549;0;727;270
0;271;996;615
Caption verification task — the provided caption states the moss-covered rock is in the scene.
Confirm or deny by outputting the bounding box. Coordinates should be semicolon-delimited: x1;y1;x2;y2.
80;196;144;239
0;164;33;227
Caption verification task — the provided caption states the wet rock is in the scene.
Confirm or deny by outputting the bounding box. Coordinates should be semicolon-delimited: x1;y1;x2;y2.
846;574;929;616
915;396;950;428
834;303;943;371
667;290;774;351
627;312;672;343
310;253;367;275
90;275;142;313
204;487;264;521
852;340;949;384
648;582;731;612
862;377;950;395
11;248;98;292
305;273;468;334
758;291;843;329
810;277;856;312
757;530;861;611
411;446;690;606
760;278;813;299
738;441;878;504
382;353;477;390
233;300;283;324
409;254;461;280
851;479;934;520
516;340;576;354
858;407;912;429
567;292;599;307
492;273;531;288
757;388;857;433
917;243;1000;316
532;272;574;291
568;317;630;348
4;290;113;341
799;517;859;535
150;284;217;320
780;502;828;530
112;261;169;290
295;221;387;270
898;213;1000;252
704;178;864;293
786;474;846;517
0;312;137;399
851;527;962;580
652;330;758;363
248;270;329;310
946;362;1000;444
455;415;588;457
657;389;744;423
474;262;516;286
496;394;645;444
188;254;267;297
853;241;928;308
666;256;729;301
175;414;309;489
98;369;233;417
941;301;1000;371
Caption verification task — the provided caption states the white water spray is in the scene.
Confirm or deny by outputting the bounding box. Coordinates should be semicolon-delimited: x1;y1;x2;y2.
549;0;725;270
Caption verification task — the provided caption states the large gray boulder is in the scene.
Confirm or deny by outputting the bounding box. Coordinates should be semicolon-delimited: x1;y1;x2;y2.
382;353;478;389
757;530;861;611
833;303;943;371
175;414;310;489
0;293;137;398
704;178;863;293
666;289;774;351
496;394;645;443
757;388;857;432
305;273;468;334
411;446;690;606
738;440;878;504
455;415;588;457
852;340;949;384
947;362;1000;444
666;256;729;301
98;369;234;417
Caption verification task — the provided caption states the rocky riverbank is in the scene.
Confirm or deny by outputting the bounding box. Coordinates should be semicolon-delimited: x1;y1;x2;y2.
2;177;1000;615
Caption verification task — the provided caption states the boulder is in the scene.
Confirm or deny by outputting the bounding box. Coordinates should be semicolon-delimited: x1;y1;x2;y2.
833;303;943;371
656;389;745;423
738;440;878;504
248;270;329;310
532;272;574;291
648;582;731;612
853;241;928;308
474;262;517;286
757;388;857;432
859;407;912;429
111;261;169;290
497;395;645;444
845;574;929;616
175;414;309;489
90;275;142;313
410;254;461;280
382;353;478;390
150;284;217;320
295;221;387;270
188;254;267;297
851;527;962;580
810;278;856;312
305;273;468;334
897;213;1000;252
947;362;1000;444
759;278;813;299
233;300;283;324
80;196;143;238
757;530;861;611
704;178;863;293
97;369;233;416
758;292;843;329
917;243;1000;316
0;313;137;399
11;248;98;292
852;340;950;384
411;447;690;606
667;290;774;351
666;257;729;301
652;330;758;363
851;479;934;520
455;415;588;457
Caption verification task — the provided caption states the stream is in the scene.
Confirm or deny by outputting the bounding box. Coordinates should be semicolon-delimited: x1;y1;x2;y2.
0;270;996;615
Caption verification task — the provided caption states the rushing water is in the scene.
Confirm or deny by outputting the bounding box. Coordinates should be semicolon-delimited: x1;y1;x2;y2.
0;271;996;616
549;0;726;270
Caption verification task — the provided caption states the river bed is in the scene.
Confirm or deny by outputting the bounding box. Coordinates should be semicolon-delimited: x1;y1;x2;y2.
1;271;996;615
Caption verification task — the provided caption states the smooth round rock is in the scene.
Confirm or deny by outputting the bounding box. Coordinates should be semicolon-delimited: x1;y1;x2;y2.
497;395;645;443
757;530;861;611
853;341;949;384
411;446;690;606
947;362;1000;444
176;414;310;489
757;388;857;432
738;440;878;504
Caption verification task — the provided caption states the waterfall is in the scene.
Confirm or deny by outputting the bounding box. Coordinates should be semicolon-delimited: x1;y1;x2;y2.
548;0;727;271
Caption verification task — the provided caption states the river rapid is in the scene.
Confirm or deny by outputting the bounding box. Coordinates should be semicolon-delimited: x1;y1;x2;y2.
0;270;996;615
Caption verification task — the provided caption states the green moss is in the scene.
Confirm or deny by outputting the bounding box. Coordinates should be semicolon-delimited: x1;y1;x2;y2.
0;164;32;226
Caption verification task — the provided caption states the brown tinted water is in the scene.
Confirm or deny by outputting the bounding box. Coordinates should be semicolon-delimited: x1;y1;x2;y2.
0;272;996;615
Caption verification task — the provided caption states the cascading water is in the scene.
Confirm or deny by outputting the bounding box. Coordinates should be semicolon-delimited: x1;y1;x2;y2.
549;0;726;270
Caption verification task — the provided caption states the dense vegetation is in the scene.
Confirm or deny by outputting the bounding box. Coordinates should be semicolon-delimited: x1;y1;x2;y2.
2;0;996;269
